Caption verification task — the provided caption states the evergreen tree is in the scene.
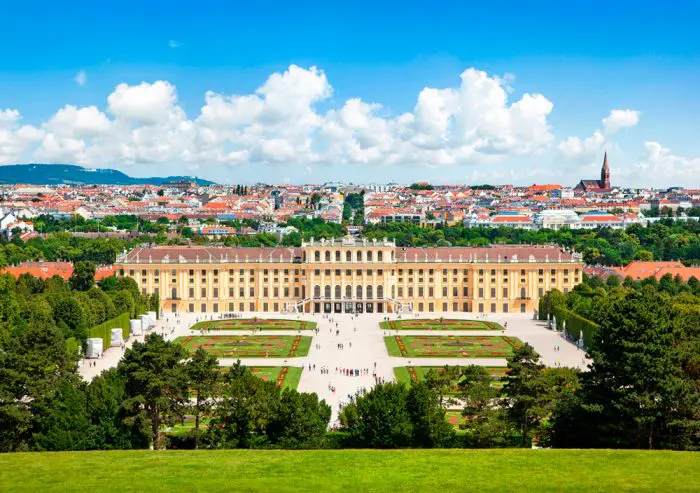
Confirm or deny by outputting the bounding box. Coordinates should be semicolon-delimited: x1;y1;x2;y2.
119;334;188;449
185;347;219;449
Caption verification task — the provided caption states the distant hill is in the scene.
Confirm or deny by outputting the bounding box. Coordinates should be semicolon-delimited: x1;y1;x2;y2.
0;164;215;186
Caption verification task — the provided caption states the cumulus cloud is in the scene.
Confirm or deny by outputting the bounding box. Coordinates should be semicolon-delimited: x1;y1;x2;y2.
558;108;640;163
6;65;557;169
169;40;182;49
603;109;640;134
0;109;44;164
557;130;605;164
74;70;87;86
631;142;700;187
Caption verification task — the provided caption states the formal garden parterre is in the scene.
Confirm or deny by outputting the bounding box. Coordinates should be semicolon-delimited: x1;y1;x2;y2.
380;318;504;331
393;366;508;391
385;335;522;358
216;366;303;391
176;335;312;358
190;318;317;331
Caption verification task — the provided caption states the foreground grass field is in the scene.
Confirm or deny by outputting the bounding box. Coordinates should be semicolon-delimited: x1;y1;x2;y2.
191;318;317;331
0;449;698;492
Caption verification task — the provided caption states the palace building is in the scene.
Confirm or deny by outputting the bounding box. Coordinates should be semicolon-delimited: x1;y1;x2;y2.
115;237;583;315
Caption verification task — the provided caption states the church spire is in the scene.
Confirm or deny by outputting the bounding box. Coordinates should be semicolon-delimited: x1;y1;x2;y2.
601;150;610;189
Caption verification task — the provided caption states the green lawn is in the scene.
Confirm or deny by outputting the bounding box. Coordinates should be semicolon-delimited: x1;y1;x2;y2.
385;335;522;358
191;318;317;331
176;335;312;358
0;450;698;492
380;319;504;331
393;365;507;391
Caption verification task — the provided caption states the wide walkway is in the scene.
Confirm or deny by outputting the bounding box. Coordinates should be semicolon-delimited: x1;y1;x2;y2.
79;311;590;425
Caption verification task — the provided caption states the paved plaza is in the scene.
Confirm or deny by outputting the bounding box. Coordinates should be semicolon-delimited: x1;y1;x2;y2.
79;311;591;425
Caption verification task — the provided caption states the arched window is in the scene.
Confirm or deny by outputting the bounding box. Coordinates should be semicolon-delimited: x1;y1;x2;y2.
377;285;384;299
356;285;363;300
325;251;331;262
378;251;383;262
314;251;320;262
345;285;352;299
391;251;395;261
346;251;351;262
314;285;321;298
325;285;331;299
335;285;341;299
367;251;373;261
367;285;373;299
357;251;362;262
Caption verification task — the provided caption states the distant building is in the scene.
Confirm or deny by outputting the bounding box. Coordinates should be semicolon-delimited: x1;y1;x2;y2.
533;209;580;230
574;152;612;193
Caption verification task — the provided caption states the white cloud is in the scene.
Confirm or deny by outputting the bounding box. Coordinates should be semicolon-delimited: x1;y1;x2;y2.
74;70;87;86
4;65;557;170
107;80;181;124
558;108;640;164
0;109;44;164
557;130;605;163
603;109;640;134
169;40;182;49
630;142;700;187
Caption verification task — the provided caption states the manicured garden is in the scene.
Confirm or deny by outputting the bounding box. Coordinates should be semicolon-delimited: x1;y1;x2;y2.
380;318;503;331
385;335;522;358
1;449;698;492
176;335;312;358
191;318;317;331
393;365;508;391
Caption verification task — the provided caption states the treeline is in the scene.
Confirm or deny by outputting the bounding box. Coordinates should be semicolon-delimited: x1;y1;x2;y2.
362;220;700;266
538;274;700;449
0;333;331;452
1;231;145;266
0;262;155;349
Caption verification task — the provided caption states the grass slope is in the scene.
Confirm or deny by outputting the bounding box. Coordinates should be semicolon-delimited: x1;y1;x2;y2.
0;450;697;492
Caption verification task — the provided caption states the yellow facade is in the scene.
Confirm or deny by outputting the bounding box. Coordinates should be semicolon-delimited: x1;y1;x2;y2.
115;237;583;315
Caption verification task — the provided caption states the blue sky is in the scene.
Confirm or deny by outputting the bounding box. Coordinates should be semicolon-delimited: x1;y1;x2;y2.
0;0;698;187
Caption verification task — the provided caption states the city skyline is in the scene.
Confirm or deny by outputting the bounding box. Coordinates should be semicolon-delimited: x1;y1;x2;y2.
0;1;699;188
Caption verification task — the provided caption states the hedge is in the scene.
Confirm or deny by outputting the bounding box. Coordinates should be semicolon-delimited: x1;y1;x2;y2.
87;312;131;349
551;305;600;349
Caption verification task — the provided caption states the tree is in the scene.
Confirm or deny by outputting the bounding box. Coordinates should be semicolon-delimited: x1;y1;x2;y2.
185;348;219;449
406;382;455;448
339;382;413;448
574;287;697;449
119;334;188;449
266;389;331;448
207;362;280;449
459;365;508;448
502;344;546;446
424;366;460;407
69;261;96;291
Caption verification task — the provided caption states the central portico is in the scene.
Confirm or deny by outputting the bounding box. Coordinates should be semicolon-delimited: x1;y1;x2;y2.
299;236;400;314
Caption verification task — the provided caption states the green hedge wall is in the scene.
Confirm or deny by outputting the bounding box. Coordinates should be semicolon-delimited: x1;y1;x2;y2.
87;312;131;348
551;305;600;349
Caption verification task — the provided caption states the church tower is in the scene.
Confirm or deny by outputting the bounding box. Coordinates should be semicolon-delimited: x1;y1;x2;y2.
601;151;610;189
